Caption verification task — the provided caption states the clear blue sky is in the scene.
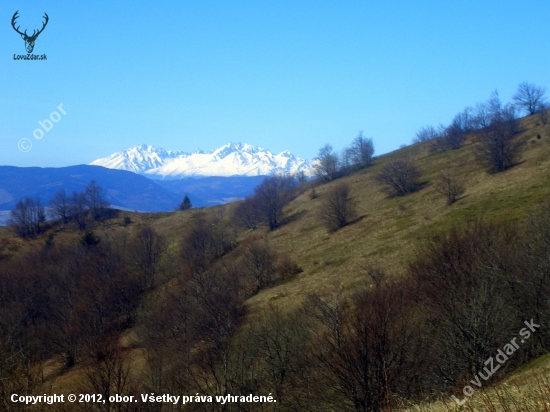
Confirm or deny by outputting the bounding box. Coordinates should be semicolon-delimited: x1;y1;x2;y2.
1;0;549;167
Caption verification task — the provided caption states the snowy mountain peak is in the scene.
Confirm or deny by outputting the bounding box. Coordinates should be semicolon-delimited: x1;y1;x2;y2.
90;144;186;174
90;143;313;179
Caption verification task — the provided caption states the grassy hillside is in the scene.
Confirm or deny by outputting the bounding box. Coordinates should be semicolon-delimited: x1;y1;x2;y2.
1;112;549;410
138;111;550;312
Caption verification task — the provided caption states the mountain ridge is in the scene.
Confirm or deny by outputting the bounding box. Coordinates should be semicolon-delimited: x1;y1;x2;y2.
90;142;314;179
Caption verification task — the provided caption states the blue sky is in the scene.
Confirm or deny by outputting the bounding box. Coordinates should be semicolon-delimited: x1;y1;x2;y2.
1;1;549;167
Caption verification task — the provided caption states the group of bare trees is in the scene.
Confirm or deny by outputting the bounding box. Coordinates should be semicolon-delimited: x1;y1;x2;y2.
414;123;467;153
9;180;112;238
139;202;550;411
234;174;301;231
48;180;111;229
0;217;183;411
314;133;375;182
7;196;46;237
413;82;548;172
3;182;550;411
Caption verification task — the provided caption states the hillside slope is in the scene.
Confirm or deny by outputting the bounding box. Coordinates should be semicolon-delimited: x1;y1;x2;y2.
1;112;549;410
142;112;550;311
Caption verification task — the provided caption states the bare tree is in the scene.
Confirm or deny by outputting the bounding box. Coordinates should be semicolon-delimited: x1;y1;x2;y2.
340;147;355;175
314;144;340;182
513;82;548;115
303;281;424;411
49;189;70;223
253;175;296;230
374;158;421;197
452;106;475;133
68;191;89;230
81;336;132;412
128;226;167;290
350;132;375;167
410;221;519;387
434;171;465;205
234;196;262;230
85;180;109;221
474;117;524;172
240;237;278;293
8;197;46;237
472;102;492;130
430;124;466;153
319;182;356;231
413;125;441;143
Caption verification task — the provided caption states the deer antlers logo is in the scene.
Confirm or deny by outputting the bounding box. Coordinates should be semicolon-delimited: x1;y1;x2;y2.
11;11;49;53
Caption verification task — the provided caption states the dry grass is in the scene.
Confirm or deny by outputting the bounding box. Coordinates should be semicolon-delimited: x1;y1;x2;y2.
399;354;550;411
3;113;550;407
243;114;550;312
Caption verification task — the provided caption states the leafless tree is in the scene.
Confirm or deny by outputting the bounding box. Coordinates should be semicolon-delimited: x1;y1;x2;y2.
374;158;421;197
85;180;110;221
340;147;355;175
49;189;70;223
240;237;278;293
513;82;548;115
471;91;516;131
253;175;296;230
452;106;475;133
68;191;89;230
81;336;132;412
128;226;167;290
434;171;465;205
8;197;46;237
430;124;466;153
234;196;263;230
472;102;492;130
410;221;520;387
303;280;424;411
314;144;340;181
319;182;356;231
350;132;375;167
474;116;524;172
413;125;441;143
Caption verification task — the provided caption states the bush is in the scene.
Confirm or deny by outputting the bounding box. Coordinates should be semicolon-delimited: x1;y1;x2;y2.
429;124;466;153
434;171;465;205
277;252;303;279
374;158;421;197
318;183;356;231
474;118;524;172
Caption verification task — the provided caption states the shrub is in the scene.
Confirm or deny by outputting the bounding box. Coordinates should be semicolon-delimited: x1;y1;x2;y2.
434;171;466;205
374;158;421;197
318;182;356;231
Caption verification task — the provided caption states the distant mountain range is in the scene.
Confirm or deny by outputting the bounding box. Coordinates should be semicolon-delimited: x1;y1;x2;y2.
0;143;314;224
0;165;179;213
90;143;314;179
0;165;270;218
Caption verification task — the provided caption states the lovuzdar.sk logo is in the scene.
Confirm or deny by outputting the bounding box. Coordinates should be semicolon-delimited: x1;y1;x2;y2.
11;11;49;60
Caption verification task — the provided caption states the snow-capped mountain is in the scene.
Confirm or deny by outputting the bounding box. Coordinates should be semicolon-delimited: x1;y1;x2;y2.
90;143;313;179
90;144;185;174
